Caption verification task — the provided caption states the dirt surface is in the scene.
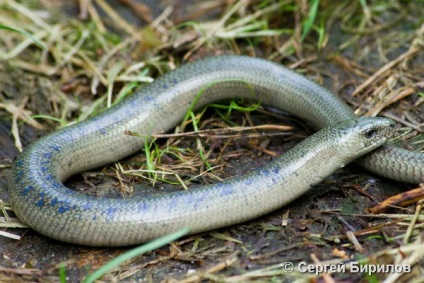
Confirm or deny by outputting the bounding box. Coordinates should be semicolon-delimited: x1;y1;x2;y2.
0;0;423;282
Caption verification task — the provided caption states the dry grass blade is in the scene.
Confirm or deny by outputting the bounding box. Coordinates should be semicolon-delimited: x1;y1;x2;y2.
352;45;421;97
183;0;249;59
368;186;424;214
177;257;238;283
94;0;138;35
127;124;293;139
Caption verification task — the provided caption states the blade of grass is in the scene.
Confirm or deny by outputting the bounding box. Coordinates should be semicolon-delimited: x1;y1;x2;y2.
180;78;255;131
312;17;327;50
209;100;260;117
58;263;67;283
144;139;158;182
83;227;190;283
301;0;320;41
189;111;211;169
178;79;256;169
31;115;66;127
0;24;46;50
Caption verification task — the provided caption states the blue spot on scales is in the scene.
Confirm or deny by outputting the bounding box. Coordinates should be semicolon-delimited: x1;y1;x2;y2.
21;186;35;196
220;187;233;196
49;145;61;152
261;168;271;177
58;206;71;214
83;203;93;211
45;174;55;181
137;202;149;212
43;152;53;160
50;197;58;206
13;168;24;183
36;192;46;207
53;199;75;214
103;207;117;221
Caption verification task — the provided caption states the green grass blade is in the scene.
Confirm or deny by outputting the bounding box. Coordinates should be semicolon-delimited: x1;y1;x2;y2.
180;78;254;131
83;227;191;283
301;0;320;41
58;262;67;283
31;114;67;127
0;24;46;50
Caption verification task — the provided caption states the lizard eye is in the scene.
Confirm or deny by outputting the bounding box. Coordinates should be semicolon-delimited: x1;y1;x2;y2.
364;129;377;139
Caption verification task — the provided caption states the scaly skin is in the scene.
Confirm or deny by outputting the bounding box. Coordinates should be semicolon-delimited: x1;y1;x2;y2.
8;56;423;246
